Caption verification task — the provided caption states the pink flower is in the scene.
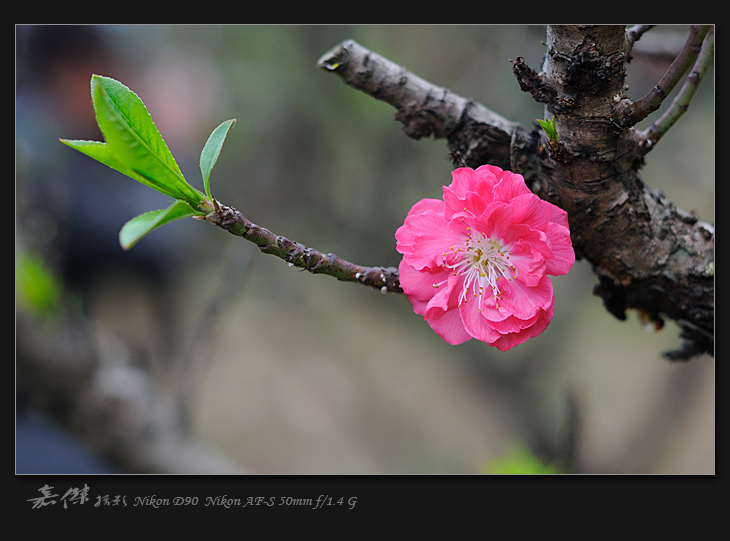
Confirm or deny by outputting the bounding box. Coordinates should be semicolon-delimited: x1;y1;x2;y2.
395;165;575;351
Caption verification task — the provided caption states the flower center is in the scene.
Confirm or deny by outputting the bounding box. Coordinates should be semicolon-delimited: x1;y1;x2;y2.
436;230;516;311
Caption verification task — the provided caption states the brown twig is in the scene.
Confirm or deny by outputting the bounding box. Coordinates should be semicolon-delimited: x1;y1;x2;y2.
640;26;714;147
202;200;402;294
626;24;655;49
511;56;558;105
612;25;710;127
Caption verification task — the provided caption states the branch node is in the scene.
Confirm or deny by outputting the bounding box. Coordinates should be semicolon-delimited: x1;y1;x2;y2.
511;56;558;105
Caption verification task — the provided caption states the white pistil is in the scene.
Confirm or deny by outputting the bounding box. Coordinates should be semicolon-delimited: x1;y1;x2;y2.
439;231;516;311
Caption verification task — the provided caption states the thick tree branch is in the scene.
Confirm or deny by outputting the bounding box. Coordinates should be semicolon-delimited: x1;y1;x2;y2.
317;32;714;359
317;39;523;169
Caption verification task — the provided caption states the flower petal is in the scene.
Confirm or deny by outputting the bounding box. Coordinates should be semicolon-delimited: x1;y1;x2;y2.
488;167;532;201
489;301;554;351
458;295;503;344
498;273;554;320
427;304;473;345
443;167;494;217
399;262;472;344
544;222;575;276
396;200;462;271
482;194;552;240
508;234;547;287
398;260;447;305
395;165;573;351
485;311;539;334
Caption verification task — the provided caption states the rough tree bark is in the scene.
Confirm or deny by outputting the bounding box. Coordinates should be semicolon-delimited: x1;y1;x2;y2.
316;25;714;360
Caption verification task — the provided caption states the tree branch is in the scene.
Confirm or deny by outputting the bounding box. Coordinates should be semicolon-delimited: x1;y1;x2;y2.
639;26;715;147
201;199;402;294
199;40;538;299
626;24;655;48
317;32;714;359
317;39;522;169
612;25;711;128
16;312;246;474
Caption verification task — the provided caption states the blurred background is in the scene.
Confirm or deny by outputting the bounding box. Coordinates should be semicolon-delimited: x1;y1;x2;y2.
16;25;714;474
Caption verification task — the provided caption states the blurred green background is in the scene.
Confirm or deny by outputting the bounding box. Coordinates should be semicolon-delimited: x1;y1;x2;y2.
16;25;713;474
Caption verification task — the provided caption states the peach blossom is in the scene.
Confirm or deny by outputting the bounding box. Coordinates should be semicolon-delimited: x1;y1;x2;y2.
395;165;575;351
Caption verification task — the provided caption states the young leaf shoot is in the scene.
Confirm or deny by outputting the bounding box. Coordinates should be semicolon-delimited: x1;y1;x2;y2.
60;75;233;248
200;119;236;201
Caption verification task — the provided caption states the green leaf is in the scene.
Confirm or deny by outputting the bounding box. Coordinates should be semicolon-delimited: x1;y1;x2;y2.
62;75;204;207
119;200;205;250
200;119;236;200
537;116;559;143
60;139;180;197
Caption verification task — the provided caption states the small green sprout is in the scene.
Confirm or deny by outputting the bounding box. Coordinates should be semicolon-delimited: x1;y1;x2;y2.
60;75;235;249
537;116;559;143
